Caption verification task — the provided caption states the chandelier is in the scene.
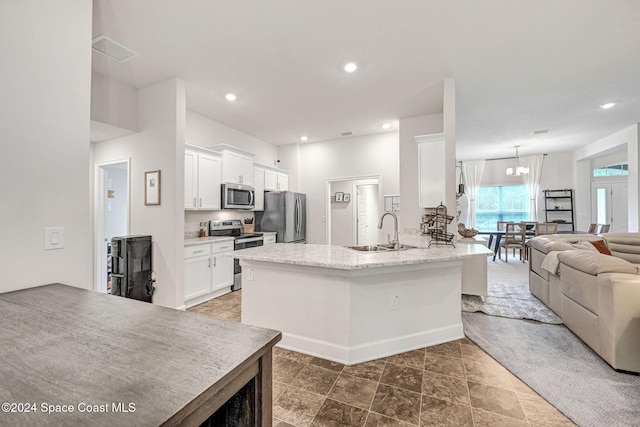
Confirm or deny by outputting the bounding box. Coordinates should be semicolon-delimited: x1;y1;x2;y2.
506;145;529;176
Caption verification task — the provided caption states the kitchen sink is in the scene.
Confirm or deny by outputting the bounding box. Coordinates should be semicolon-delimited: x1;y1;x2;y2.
347;243;417;252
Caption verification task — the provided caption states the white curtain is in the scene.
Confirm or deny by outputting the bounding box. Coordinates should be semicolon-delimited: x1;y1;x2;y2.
462;160;486;229
522;155;544;221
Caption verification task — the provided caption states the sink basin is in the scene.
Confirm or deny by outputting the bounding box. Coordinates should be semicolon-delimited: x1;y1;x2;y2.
347;243;418;252
347;245;391;252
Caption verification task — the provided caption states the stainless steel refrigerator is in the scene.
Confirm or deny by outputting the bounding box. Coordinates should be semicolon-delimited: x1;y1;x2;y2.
256;191;306;243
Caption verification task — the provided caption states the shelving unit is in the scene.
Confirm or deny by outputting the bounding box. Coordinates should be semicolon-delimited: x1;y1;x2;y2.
543;189;575;232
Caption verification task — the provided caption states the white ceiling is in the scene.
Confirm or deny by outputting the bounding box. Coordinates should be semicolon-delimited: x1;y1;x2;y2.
92;0;640;160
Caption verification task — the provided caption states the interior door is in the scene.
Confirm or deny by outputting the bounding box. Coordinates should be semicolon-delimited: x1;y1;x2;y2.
591;182;628;232
356;184;379;245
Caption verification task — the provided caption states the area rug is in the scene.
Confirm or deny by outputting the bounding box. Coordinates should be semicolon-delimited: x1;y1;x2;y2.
462;260;562;324
462;311;640;427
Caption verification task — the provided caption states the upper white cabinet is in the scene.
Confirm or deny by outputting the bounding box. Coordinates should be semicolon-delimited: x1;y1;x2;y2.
185;146;221;210
262;166;289;191
209;144;255;186
416;133;446;208
253;166;265;211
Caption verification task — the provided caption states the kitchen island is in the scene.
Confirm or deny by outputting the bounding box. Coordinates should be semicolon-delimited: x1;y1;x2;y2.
233;238;491;365
0;284;280;426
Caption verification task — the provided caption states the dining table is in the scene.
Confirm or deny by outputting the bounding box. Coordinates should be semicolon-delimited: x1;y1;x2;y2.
478;228;589;261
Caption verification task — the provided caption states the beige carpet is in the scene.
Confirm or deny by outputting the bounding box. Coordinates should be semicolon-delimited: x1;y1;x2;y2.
462;258;563;324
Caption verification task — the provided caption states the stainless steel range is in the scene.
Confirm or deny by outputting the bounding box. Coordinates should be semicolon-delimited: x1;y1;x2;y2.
209;219;263;291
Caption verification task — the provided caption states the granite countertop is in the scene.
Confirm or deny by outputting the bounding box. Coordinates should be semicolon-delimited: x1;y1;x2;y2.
184;236;235;247
232;235;491;270
0;284;281;426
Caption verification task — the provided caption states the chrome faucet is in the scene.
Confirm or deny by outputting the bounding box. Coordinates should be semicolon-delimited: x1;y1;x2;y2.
378;212;399;249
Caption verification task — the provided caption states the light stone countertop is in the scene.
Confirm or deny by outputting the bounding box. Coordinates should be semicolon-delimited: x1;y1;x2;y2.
232;234;492;270
184;236;235;247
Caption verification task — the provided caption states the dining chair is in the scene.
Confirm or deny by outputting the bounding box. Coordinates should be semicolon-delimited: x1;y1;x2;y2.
535;222;558;236
599;224;610;233
497;221;512;231
587;223;598;234
499;222;526;262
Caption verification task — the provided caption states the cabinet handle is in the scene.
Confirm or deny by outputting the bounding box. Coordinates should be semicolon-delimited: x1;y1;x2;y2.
208;258;211;268
213;257;217;267
199;198;202;207
193;249;204;253
220;246;231;250
193;197;196;207
239;175;243;184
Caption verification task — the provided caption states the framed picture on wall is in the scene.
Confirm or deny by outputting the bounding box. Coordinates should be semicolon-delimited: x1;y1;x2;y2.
343;193;351;202
335;192;344;202
145;170;161;205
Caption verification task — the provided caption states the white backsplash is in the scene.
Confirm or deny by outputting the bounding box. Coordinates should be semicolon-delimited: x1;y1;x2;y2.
185;210;255;238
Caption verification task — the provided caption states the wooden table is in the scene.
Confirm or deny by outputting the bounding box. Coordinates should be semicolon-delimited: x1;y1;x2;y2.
0;284;281;426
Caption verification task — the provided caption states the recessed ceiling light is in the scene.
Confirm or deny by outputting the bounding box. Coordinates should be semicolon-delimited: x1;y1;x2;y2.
344;62;358;73
600;102;616;109
382;123;391;130
300;136;308;142
225;93;237;102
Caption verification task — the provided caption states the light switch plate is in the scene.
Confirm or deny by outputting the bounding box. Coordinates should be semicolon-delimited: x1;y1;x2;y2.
45;227;64;250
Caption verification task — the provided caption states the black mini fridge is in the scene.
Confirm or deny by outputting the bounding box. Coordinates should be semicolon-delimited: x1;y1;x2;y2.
111;235;155;303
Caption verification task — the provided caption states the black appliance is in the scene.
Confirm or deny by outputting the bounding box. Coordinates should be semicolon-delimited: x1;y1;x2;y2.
256;191;306;243
110;235;155;303
209;219;263;291
221;183;255;210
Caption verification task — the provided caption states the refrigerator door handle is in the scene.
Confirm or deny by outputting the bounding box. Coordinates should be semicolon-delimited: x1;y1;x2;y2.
296;196;301;237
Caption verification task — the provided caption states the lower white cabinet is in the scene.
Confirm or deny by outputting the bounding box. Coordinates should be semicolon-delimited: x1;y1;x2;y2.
184;241;234;307
263;234;276;245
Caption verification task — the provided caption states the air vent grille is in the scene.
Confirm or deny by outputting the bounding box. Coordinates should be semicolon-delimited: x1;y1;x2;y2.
92;35;138;63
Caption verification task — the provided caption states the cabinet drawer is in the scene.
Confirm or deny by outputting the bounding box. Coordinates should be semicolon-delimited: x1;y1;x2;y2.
184;244;211;259
264;235;276;245
211;241;234;254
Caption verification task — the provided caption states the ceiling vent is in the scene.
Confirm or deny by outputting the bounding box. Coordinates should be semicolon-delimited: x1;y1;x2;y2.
92;35;138;63
531;129;549;135
341;131;354;137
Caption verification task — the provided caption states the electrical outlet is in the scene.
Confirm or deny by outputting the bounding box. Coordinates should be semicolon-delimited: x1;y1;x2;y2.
246;268;254;281
392;295;399;310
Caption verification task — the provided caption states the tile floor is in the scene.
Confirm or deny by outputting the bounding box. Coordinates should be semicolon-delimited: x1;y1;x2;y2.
188;291;575;427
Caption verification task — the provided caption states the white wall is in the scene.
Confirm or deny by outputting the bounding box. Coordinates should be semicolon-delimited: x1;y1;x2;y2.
573;124;639;231
93;78;185;309
399;114;444;232
297;133;400;244
185;111;278;166
330;181;354;246
91;71;138;132
0;1;92;293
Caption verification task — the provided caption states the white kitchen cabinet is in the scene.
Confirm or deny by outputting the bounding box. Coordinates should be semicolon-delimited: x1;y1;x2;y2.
262;166;289;191
209;145;255;185
185;146;221;210
253;167;265;211
416;133;446;208
263;234;276;245
184;240;234;307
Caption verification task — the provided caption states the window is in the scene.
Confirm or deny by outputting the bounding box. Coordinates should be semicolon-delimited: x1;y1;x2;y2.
475;185;530;230
593;163;628;177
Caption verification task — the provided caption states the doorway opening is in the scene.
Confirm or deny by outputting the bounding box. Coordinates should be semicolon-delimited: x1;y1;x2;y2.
95;159;130;293
591;181;628;232
326;176;381;246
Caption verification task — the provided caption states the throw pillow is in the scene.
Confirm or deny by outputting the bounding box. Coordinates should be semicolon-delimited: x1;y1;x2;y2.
571;240;599;252
590;240;612;255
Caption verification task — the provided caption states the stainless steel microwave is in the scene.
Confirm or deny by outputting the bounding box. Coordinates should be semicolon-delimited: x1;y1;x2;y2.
221;183;255;209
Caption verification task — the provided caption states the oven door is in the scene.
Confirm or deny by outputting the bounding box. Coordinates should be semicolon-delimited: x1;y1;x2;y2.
222;183;255;209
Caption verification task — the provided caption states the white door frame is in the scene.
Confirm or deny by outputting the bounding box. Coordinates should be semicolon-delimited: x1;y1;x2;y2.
94;158;131;292
325;175;381;245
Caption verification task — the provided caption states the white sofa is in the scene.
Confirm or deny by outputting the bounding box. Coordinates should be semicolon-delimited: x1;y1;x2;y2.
528;233;640;373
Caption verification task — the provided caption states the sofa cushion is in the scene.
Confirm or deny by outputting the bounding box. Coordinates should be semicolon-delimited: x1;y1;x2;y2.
589;240;612;255
557;250;638;276
602;232;640;263
572;240;600;252
528;236;574;254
